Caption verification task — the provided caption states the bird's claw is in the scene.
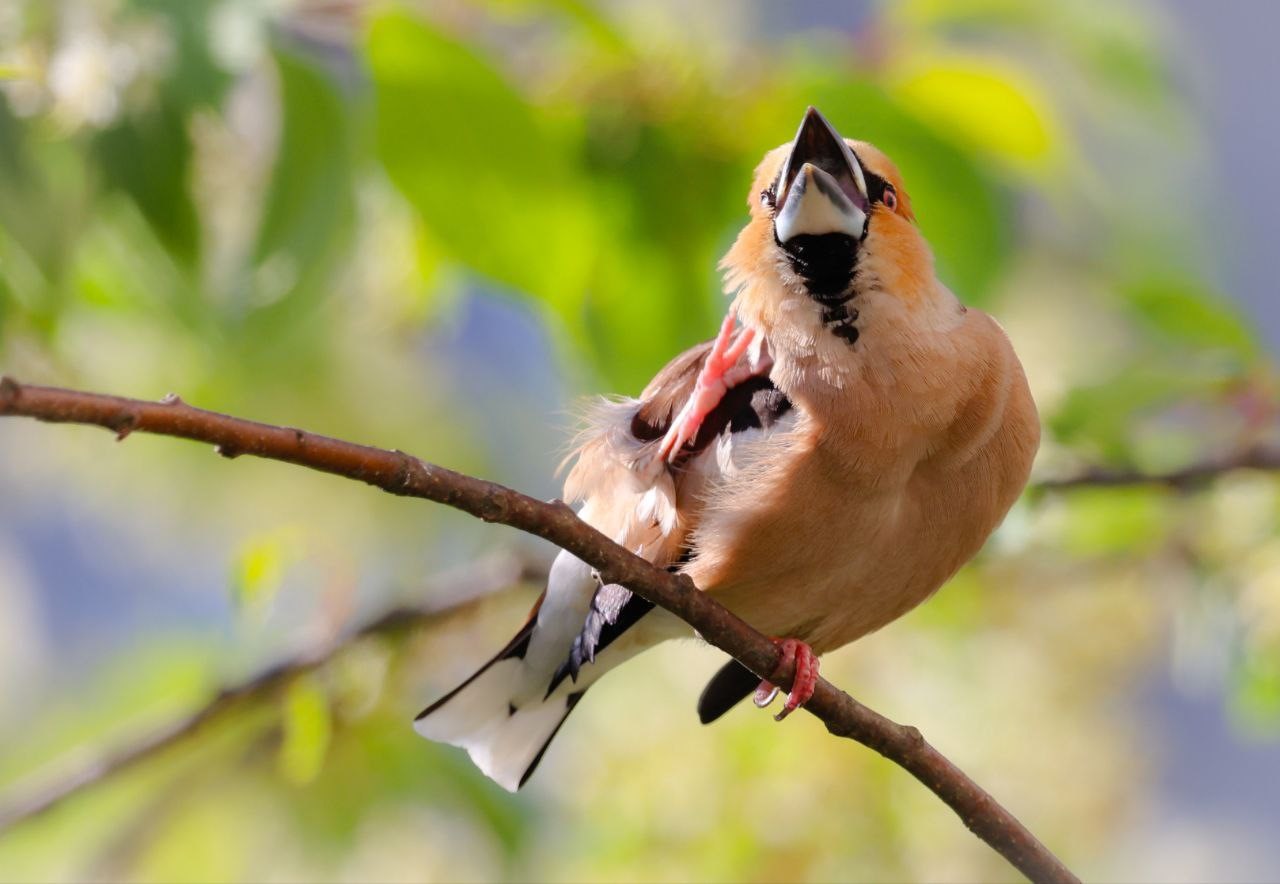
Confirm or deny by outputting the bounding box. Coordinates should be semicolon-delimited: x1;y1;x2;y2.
752;683;780;708
752;638;819;721
656;313;764;464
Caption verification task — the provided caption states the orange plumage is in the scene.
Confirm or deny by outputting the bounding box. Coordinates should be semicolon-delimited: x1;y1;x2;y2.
415;107;1039;790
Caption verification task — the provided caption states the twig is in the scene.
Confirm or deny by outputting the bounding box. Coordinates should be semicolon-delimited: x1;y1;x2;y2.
0;553;545;834
0;378;1078;884
1034;447;1280;492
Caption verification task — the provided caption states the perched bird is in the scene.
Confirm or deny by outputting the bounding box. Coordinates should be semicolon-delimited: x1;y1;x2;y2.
415;107;1040;791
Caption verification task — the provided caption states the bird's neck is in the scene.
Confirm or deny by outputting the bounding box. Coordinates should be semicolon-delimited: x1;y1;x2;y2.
765;270;970;447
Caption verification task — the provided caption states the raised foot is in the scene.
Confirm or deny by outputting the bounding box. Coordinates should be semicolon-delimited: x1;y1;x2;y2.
752;638;819;721
656;313;764;464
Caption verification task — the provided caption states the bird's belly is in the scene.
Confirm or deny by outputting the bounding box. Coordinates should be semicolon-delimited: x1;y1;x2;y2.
684;446;994;654
696;518;936;653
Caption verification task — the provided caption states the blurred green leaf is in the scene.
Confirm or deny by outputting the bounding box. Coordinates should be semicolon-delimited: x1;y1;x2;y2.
898;0;1174;105
1049;358;1226;461
486;0;632;53
1;1;1275;878
0;257;10;334
366;9;739;391
0;103;74;287
574;111;738;388
232;536;284;615
248;46;355;322
131;0;232;111
1080;27;1173;108
279;676;332;786
136;799;249;882
1055;486;1174;556
276;707;532;857
1121;276;1261;364
905;565;989;630
0;638;216;789
890;53;1059;170
1231;647;1280;735
897;0;1038;29
368;11;593;307
94;101;201;267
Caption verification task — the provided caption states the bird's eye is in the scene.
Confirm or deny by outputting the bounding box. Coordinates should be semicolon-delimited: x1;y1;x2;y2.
760;187;776;210
883;186;898;211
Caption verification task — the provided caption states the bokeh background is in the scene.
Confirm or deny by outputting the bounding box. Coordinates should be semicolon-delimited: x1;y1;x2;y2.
1;1;1279;881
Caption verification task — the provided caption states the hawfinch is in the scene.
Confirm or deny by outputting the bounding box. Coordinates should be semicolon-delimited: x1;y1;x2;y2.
415;107;1039;791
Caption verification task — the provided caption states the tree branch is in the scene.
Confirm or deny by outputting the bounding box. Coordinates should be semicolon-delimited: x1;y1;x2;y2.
1034;447;1280;492
0;554;545;834
0;377;1077;884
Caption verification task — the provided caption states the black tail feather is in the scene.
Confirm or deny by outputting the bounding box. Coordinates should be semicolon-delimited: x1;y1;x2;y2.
415;617;535;722
547;583;653;697
697;658;760;724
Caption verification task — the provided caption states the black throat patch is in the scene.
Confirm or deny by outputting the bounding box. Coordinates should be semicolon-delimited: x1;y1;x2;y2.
781;233;862;347
781;233;857;302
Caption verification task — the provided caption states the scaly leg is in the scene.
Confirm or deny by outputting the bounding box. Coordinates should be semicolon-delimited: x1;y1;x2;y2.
657;314;760;463
752;638;819;721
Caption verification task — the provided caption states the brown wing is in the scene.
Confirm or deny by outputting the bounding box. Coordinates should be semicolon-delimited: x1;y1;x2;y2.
557;337;792;713
563;334;789;536
630;340;789;458
628;341;714;443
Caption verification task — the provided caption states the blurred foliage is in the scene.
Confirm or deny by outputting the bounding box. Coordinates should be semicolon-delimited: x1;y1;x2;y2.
1;0;1279;881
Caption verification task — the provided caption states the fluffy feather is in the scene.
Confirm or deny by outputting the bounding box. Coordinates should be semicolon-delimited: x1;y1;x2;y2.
414;109;1039;787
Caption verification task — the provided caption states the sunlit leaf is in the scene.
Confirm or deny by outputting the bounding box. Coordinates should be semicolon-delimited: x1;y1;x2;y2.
279;676;332;786
367;11;594;307
230;528;300;616
890;54;1059;169
894;0;1178;113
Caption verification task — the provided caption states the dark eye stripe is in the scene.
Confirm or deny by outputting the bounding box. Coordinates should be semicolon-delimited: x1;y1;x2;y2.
847;149;893;206
863;169;889;205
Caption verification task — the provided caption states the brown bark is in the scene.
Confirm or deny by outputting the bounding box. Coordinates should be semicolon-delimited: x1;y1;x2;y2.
0;377;1081;883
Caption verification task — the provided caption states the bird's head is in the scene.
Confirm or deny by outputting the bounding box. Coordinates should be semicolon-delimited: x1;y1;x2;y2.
723;108;941;376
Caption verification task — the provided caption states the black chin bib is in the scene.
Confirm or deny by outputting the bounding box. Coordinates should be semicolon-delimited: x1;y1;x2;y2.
780;233;857;304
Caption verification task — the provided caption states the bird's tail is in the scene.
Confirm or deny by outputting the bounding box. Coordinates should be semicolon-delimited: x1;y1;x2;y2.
413;618;587;792
415;549;685;790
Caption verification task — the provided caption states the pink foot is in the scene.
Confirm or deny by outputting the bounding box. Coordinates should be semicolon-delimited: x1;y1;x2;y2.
657;314;762;463
752;638;819;721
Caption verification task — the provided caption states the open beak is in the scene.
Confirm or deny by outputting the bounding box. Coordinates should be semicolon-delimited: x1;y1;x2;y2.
774;107;869;244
